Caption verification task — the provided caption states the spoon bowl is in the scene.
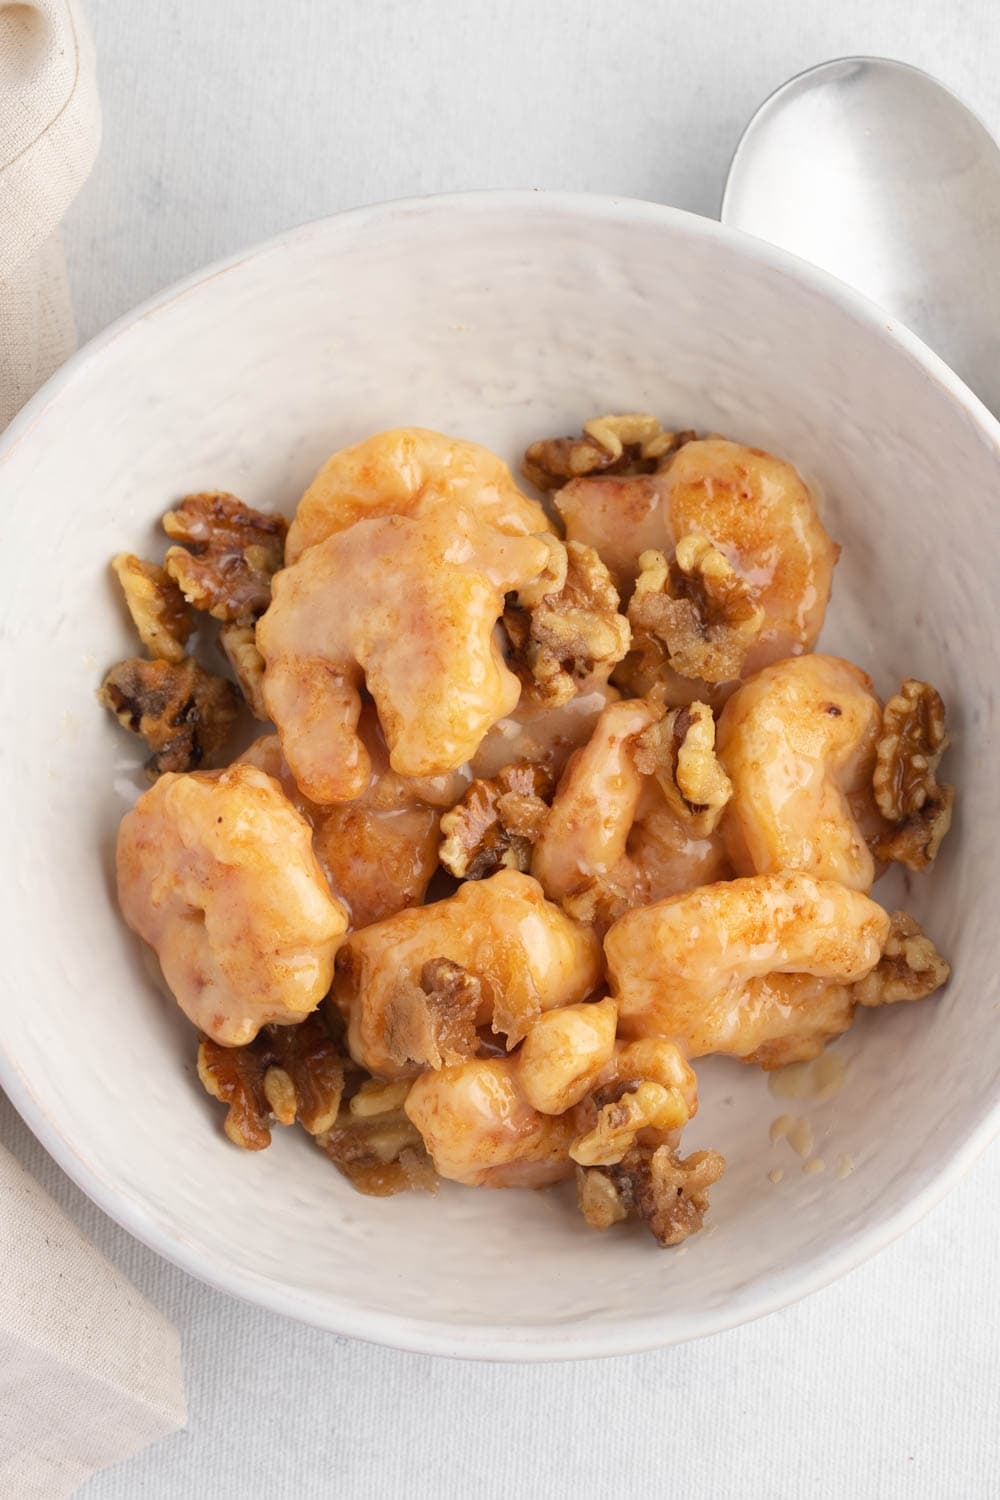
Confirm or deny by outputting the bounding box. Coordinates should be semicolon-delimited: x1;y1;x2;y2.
722;56;1000;414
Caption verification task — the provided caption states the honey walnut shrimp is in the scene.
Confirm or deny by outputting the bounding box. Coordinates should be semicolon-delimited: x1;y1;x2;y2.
331;869;602;1078
257;504;552;800
532;697;733;933
107;417;956;1255
117;762;347;1046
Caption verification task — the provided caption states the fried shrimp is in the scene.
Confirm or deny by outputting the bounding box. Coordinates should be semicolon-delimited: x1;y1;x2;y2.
532;698;731;929
606;871;890;1066
331;869;603;1077
116;763;348;1046
257;504;551;800
558;439;838;678
238;716;461;927
404;1056;576;1187
285;426;551;562
717;655;883;891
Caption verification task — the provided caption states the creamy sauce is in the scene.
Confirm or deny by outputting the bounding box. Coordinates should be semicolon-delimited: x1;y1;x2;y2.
767;1049;847;1103
769;1112;814;1157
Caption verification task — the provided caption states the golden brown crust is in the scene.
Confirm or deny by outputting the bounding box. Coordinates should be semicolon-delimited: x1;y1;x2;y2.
381;957;483;1070
633;701;732;836
219;622;269;719
576;1145;725;1246
439;760;553;879
621;538;765;689
872;680;954;871
522;414;695;492
99;656;240;776
111;553;193;663
164;491;287;623
315;1080;437;1196
853;911;951;1007
503;539;630;707
197;1013;345;1151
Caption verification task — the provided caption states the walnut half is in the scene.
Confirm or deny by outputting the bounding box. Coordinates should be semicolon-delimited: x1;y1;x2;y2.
853;911;951;1007
620;537;765;690
111;553;193;663
316;1079;437;1197
380;957;483;1071
576;1145;725;1247
503;538;630;707
633;700;732;836
872;679;954;871
522;413;694;493
439;760;553;879
197;1013;345;1151
164;491;287;624
99;655;240;776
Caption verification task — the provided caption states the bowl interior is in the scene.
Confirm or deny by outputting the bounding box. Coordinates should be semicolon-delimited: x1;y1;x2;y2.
1;195;997;1357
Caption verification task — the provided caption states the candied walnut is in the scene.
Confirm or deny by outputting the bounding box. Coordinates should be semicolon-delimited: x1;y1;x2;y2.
99;655;240;776
316;1082;437;1196
439;760;554;879
111;553;193;664
219;621;268;719
854;911;951;1007
872;679;954;871
575;1164;629;1229
570;1079;692;1167
164;491;287;623
576;1145;725;1246
197;1013;345;1151
381;957;482;1070
633;701;732;836
622;537;765;687
503;539;630;707
522;413;695;492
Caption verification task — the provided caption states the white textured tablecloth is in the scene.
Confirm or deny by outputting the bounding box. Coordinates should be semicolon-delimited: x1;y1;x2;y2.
15;0;1000;1493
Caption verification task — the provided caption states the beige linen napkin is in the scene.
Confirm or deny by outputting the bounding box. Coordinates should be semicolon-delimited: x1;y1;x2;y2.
0;0;99;428
0;1143;187;1499
1;4;187;1493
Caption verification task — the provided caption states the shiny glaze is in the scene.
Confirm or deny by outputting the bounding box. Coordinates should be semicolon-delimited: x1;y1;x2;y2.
717;654;882;890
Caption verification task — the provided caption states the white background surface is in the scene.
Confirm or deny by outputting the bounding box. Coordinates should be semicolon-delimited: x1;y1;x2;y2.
10;0;1000;1494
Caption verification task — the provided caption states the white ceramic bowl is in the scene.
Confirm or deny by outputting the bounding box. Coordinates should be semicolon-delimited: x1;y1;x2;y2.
1;193;997;1360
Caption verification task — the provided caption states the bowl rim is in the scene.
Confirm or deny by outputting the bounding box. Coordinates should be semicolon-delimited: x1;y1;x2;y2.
1;187;998;1361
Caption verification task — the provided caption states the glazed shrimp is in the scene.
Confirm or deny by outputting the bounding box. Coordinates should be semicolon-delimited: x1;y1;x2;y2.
286;426;552;562
531;698;731;929
717;654;883;891
116;763;348;1046
404;1056;576;1187
238;716;467;927
557;439;838;671
257;504;551;800
331;869;603;1077
606;871;890;1067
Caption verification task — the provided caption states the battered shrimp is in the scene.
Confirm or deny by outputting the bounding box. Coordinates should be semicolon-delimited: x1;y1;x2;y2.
516;996;619;1115
286;427;552;563
532;699;731;928
606;871;890;1067
404;1057;576;1187
717;655;883;890
116;763;348;1046
558;439;838;670
257;504;551;800
332;869;603;1077
238;717;465;927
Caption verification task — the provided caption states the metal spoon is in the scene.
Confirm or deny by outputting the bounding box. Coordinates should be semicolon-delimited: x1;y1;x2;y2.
721;56;1000;415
